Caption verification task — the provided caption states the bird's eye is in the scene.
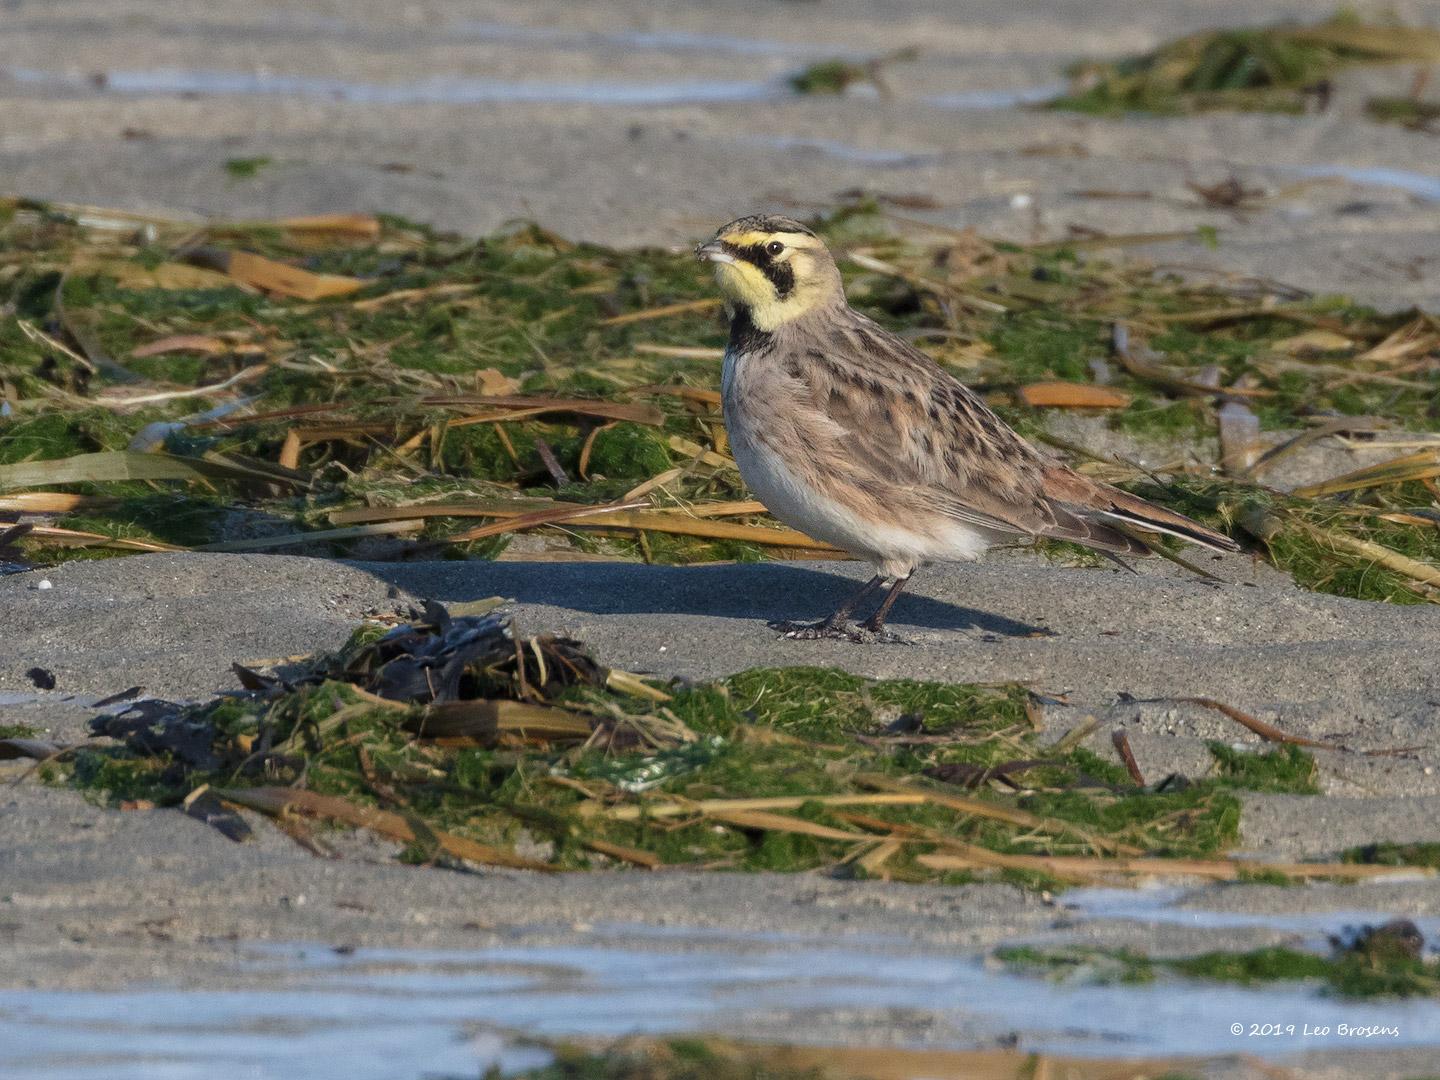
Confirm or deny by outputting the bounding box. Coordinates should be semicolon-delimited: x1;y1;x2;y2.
765;240;785;257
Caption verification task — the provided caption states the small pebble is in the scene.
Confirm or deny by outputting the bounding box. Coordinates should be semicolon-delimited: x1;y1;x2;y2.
35;579;53;591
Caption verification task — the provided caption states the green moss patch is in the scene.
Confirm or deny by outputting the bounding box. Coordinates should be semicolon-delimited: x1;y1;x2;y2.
3;197;1439;604
999;923;1440;999
44;605;1373;888
1052;13;1440;116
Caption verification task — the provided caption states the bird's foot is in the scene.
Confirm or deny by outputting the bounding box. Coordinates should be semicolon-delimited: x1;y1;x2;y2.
770;619;911;645
770;618;867;643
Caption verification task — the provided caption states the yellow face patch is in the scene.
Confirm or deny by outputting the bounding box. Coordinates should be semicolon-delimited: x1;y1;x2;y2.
705;231;836;331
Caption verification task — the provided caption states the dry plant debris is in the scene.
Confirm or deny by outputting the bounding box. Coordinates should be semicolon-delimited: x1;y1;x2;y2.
1000;916;1440;1000
22;603;1434;889
1052;12;1440;115
2;196;1439;603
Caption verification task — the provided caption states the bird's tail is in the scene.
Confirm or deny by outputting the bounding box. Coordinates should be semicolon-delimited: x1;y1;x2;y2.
1093;485;1239;552
1042;468;1239;554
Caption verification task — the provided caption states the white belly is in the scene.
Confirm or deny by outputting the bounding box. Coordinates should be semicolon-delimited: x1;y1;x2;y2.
723;350;992;576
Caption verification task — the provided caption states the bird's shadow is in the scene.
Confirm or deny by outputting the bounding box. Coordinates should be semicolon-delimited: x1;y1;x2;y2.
369;561;1044;637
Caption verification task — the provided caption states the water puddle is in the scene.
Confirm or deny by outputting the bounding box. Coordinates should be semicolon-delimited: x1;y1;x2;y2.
0;691;48;706
4;65;1064;115
1287;165;1440;203
3;67;782;107
4;924;1438;1079
922;83;1067;109
1068;885;1440;951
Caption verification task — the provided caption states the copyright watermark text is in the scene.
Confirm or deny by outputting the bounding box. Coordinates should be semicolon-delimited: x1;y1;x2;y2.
1230;1022;1399;1038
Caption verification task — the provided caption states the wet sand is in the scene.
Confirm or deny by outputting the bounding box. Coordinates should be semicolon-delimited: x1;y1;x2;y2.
4;2;1440;1074
2;0;1439;308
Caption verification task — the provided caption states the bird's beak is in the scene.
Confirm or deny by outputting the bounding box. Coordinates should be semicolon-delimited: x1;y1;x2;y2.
695;240;734;265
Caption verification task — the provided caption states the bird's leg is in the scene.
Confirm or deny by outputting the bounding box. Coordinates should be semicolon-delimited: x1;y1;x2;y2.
772;574;886;641
858;572;913;639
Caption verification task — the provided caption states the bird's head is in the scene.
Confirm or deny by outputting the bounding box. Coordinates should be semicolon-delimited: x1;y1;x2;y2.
696;214;843;331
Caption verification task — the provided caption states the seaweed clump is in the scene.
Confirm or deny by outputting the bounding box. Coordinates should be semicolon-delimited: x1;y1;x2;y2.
1053;13;1440;115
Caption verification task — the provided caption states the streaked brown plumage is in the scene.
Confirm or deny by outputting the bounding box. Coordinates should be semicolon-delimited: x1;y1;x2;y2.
697;213;1238;640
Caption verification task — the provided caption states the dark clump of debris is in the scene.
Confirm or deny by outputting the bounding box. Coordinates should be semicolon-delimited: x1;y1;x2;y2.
8;604;1437;888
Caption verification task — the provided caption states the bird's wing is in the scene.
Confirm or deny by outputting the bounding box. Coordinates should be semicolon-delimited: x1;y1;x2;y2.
792;312;1212;555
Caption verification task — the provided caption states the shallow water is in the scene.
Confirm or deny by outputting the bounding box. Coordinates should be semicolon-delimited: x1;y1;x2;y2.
1287;164;1440;203
4;917;1438;1080
1067;884;1440;950
4;65;1065;115
4;67;783;107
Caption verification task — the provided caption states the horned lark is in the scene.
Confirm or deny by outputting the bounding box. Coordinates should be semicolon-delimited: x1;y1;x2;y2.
696;214;1238;641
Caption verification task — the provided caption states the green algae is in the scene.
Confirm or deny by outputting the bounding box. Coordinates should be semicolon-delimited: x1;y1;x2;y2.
1343;842;1440;869
999;936;1440;1000
1051;13;1440;117
4;199;1438;606
223;156;273;179
1209;742;1320;794
49;604;1348;889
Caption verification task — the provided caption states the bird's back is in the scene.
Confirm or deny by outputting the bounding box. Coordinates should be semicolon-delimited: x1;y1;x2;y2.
729;302;1235;558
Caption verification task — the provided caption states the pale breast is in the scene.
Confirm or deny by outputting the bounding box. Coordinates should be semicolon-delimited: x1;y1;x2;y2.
722;344;995;573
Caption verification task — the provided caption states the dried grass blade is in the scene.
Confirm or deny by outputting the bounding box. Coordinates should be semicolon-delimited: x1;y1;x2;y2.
23;525;186;553
280;213;381;237
587;793;927;821
132;334;237;358
1017;382;1132;409
1113;323;1272;399
195;521;423;552
554;510;838;549
1244;418;1379;478
0;450;303;491
604;669;673;702
598;299;721;326
581;837;661;868
854;838;904;877
330;499;574;525
685;500;768;518
0;492;116;512
708;809;874;842
846;250;1007;313
1111;730;1146;785
633;344;725;359
854;773;1144;856
445;500;648;543
215;786;554;870
1291;450;1440;499
421;396;664;426
632;384;723;407
407;700;594;743
93;364;270;408
1176;696;1334;749
209;250;364;300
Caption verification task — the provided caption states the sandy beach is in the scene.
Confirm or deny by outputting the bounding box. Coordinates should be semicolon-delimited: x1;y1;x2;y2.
4;2;1440;1076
